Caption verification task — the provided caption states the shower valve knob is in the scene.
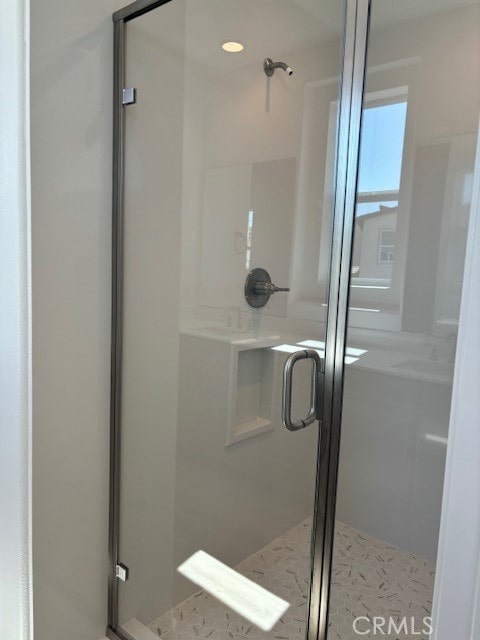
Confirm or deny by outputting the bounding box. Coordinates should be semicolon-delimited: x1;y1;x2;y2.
254;282;290;295
245;268;290;308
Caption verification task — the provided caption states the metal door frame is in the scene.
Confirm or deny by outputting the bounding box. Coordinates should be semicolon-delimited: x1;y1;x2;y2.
307;2;370;637
107;1;370;638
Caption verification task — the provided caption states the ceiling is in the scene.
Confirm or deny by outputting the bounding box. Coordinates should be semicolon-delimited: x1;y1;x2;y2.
183;0;341;72
116;0;341;74
111;0;478;73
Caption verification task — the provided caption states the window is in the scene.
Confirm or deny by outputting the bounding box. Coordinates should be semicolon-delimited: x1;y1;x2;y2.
352;91;408;284
378;229;396;263
357;100;407;196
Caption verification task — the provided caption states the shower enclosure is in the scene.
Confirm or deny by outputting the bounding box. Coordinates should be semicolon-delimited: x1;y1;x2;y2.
108;1;480;639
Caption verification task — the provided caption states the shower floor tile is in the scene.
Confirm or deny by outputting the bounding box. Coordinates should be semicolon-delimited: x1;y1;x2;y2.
148;519;435;640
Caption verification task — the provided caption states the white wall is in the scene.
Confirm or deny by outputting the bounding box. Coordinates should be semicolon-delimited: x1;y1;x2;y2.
431;117;480;640
337;369;452;561
335;1;480;558
173;337;318;605
118;2;185;625
198;41;340;321
30;2;113;639
0;1;32;639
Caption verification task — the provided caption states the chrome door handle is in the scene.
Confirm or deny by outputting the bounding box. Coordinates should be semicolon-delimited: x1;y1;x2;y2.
282;349;324;431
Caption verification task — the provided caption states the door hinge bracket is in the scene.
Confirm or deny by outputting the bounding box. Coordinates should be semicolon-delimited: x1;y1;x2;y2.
122;87;136;105
116;563;129;582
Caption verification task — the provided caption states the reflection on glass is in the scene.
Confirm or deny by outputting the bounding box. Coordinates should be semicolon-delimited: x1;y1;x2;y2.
245;209;254;270
332;1;480;639
118;0;345;638
116;0;480;636
177;550;290;632
358;101;407;193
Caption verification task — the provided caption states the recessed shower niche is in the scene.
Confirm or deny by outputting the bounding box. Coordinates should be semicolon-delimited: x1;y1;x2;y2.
226;343;275;446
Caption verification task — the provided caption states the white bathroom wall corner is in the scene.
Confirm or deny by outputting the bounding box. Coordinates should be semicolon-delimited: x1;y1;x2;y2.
0;0;32;639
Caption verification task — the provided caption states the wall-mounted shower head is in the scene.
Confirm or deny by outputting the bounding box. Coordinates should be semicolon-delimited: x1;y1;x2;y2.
263;58;293;77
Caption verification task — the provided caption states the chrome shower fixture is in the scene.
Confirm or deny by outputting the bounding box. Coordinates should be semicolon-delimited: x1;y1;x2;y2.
245;268;290;308
263;58;293;77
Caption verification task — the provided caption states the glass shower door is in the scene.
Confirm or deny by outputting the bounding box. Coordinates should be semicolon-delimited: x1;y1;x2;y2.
109;1;363;639
328;1;480;639
110;1;480;638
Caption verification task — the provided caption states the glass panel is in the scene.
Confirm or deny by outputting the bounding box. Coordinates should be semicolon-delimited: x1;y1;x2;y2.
331;1;480;638
117;1;345;638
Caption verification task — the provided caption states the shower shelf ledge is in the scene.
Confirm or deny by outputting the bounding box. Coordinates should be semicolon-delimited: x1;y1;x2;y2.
226;340;277;446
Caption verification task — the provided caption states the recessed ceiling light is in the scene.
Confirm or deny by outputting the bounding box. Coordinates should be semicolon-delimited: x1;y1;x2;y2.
221;41;244;53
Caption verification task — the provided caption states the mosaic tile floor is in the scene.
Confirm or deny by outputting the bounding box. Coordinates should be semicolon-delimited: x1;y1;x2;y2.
148;519;435;640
